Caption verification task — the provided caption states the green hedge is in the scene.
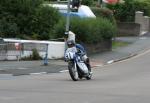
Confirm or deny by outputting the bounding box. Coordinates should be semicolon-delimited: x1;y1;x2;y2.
81;0;94;6
0;0;61;40
91;7;116;24
134;0;150;16
54;17;117;44
107;0;150;22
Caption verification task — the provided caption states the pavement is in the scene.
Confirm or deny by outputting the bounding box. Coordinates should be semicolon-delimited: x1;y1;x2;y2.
1;33;150;76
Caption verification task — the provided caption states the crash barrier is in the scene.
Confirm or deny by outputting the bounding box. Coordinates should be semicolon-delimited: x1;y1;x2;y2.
0;43;21;60
0;44;7;60
1;39;65;60
0;42;48;61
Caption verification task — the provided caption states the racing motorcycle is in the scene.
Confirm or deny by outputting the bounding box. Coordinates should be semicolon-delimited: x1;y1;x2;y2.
65;48;92;81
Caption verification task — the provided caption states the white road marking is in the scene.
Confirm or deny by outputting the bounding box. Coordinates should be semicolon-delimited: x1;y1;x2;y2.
29;72;47;75
107;60;114;64
59;70;68;73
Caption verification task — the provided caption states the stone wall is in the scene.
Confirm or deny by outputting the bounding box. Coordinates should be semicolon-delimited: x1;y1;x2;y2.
117;11;150;36
135;11;150;35
117;22;140;36
85;40;112;54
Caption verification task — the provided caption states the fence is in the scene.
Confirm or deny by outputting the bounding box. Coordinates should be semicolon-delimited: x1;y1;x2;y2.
0;44;7;60
0;43;21;60
0;42;48;61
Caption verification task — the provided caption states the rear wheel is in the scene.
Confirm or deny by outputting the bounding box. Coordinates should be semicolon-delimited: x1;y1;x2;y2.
68;61;78;81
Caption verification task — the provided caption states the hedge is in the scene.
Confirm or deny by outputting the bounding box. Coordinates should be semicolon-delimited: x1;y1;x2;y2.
53;17;117;44
91;7;116;24
0;0;61;40
106;0;150;22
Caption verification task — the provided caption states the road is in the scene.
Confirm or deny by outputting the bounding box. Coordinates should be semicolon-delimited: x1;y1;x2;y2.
0;50;150;103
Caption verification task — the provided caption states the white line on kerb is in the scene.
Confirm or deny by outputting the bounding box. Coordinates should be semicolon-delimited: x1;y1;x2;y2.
30;72;47;75
107;60;114;64
59;70;68;73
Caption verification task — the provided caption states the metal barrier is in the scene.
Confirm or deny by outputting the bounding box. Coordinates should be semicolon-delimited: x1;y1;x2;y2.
22;43;47;52
0;44;7;60
0;43;21;60
0;42;48;61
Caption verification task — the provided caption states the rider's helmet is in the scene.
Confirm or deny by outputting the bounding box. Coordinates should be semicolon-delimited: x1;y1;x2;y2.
67;40;75;48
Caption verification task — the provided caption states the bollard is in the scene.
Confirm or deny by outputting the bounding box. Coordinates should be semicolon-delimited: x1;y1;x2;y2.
44;44;48;66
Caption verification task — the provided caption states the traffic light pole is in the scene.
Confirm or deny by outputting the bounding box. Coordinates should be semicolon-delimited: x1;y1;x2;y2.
65;0;71;35
64;0;71;51
98;0;103;8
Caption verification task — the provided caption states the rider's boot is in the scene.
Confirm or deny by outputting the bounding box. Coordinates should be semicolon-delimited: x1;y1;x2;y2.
86;58;92;75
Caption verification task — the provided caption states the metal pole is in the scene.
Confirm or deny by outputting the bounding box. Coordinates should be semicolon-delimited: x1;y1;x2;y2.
98;0;100;6
101;0;103;7
65;0;71;35
98;0;103;7
44;44;48;66
64;0;71;52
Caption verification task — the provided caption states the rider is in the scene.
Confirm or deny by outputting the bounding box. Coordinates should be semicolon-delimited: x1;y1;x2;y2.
65;40;92;74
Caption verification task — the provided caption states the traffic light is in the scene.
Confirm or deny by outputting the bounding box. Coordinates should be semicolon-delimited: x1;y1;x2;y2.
72;0;80;9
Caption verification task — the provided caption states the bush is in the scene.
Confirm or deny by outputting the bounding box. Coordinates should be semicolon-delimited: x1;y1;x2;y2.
21;48;42;60
106;0;150;22
134;0;150;16
54;17;117;44
31;48;42;60
91;7;116;24
0;0;61;40
30;6;61;40
81;0;94;6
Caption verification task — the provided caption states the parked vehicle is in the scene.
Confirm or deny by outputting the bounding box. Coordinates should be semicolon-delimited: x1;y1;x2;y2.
44;4;96;18
65;47;92;81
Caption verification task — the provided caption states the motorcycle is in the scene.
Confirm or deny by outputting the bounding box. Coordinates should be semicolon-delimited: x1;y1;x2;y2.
65;48;92;81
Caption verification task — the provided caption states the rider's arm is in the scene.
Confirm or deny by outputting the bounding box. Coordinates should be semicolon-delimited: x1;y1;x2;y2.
76;44;86;55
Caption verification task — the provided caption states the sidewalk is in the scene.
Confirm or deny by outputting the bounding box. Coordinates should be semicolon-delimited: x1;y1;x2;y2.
0;34;150;76
90;34;150;66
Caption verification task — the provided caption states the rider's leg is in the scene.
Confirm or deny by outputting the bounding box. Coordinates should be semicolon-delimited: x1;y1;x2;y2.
82;55;92;73
86;58;91;72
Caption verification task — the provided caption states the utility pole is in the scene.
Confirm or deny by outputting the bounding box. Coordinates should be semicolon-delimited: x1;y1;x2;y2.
64;0;71;51
65;0;71;35
98;0;103;8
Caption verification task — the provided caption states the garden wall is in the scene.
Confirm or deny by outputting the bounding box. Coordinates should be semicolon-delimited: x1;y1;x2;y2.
117;22;140;36
85;40;112;54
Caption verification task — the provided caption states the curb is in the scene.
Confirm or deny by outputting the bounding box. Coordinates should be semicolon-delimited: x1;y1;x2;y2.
105;54;138;65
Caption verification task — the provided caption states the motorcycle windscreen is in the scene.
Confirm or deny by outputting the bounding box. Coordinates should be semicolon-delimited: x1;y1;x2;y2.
77;62;89;74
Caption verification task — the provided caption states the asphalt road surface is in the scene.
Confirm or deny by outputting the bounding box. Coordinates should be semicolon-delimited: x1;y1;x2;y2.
0;49;150;103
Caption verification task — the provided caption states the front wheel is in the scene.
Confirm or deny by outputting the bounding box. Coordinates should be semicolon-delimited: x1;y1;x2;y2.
68;61;79;81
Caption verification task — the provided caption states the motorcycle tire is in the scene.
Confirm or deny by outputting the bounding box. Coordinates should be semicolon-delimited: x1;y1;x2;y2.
68;61;79;81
